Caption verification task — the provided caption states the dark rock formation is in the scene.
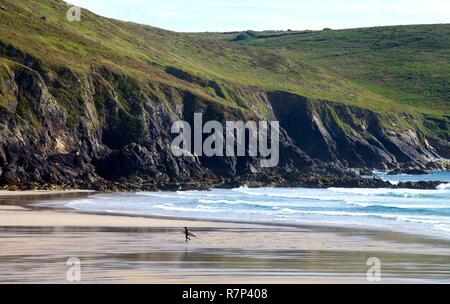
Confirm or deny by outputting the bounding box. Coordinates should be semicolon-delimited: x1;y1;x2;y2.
395;181;442;190
387;168;429;175
0;47;448;191
268;91;446;170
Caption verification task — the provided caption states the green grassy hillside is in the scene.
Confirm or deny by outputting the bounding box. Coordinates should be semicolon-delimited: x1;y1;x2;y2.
2;0;448;118
197;25;450;116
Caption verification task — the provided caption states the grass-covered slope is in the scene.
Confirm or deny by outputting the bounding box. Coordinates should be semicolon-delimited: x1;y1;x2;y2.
198;25;450;116
2;0;444;115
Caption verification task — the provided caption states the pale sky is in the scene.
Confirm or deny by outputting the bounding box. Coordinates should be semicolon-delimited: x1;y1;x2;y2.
66;0;450;32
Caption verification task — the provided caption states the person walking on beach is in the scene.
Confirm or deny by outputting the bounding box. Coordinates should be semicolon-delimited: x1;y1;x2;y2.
181;226;197;242
184;226;191;243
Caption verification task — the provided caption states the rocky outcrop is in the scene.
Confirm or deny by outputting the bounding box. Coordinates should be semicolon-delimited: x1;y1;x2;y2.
268;91;448;171
387;168;428;175
0;56;318;190
0;48;448;190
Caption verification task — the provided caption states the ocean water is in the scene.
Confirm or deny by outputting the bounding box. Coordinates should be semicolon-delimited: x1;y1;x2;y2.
47;172;450;239
369;170;450;184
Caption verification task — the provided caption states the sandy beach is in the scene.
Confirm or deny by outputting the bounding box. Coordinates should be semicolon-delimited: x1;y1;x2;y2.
1;190;449;283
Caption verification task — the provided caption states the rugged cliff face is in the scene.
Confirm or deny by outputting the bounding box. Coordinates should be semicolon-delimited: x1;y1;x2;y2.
0;57;319;189
0;56;447;190
268;92;449;169
0;61;211;189
0;0;448;190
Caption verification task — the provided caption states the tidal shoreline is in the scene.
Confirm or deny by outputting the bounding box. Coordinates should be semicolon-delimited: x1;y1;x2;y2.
0;173;446;193
0;190;450;283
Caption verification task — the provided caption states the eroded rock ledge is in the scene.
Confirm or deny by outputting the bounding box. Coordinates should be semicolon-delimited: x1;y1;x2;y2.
0;47;448;191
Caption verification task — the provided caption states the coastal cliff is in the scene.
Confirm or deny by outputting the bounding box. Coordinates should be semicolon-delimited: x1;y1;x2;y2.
0;0;448;190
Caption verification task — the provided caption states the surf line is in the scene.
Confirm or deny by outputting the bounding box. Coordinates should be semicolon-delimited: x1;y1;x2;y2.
182;288;217;302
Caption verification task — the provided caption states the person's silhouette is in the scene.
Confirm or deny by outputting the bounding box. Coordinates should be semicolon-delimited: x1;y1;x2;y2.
184;227;191;242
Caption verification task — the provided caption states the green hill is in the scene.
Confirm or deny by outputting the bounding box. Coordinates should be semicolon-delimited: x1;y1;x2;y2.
196;25;450;116
2;0;448;117
0;0;449;189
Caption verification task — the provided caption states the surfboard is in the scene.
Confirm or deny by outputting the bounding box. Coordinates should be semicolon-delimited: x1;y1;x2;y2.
178;229;197;238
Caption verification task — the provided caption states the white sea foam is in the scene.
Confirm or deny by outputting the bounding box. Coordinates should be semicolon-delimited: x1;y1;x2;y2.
345;201;450;209
232;187;340;201
433;223;450;233
153;204;222;213
437;183;450;190
278;208;300;214
328;187;450;198
136;192;189;199
49;175;450;240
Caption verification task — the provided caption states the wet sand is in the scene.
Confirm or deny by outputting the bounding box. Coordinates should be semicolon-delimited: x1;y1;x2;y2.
0;191;449;283
0;190;95;197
